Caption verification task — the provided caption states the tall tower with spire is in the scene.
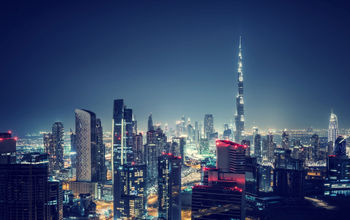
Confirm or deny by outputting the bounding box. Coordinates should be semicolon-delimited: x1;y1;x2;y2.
328;110;338;148
234;36;245;142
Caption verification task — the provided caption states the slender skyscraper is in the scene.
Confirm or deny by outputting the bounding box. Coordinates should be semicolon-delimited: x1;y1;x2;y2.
328;111;338;149
52;122;64;171
234;36;245;142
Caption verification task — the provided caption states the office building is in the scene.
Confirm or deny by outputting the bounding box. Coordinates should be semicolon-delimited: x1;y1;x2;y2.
114;164;146;219
75;109;105;182
204;114;214;139
52;122;65;171
0;155;63;220
158;153;181;220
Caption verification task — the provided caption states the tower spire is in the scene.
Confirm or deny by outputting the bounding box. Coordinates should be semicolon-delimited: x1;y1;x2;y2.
235;36;245;142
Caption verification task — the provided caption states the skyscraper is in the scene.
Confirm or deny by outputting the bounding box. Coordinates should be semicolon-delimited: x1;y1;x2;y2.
96;118;107;183
75;109;97;182
52;122;65;171
112;99;134;167
334;136;346;157
252;128;261;158
310;134;320;161
148;113;154;131
133;133;144;164
114;164;147;219
158;153;181;220
204;114;214;139
112;99;141;218
234;36;245;142
281;130;290;150
0;155;63;220
43;133;54;172
328;111;338;149
0;131;16;164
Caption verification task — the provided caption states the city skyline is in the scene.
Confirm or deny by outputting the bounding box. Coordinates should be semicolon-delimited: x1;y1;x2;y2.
2;0;350;135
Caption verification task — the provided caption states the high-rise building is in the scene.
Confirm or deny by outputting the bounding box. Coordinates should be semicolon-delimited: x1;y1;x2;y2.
234;36;245;143
253;128;261;158
114;164;146;219
273;149;304;197
193;140;245;220
171;137;185;164
266;133;275;162
0;131;17;164
148;113;154;131
145;143;158;184
96;118;107;183
216;140;247;174
324;155;350;197
328;111;338;149
334;136;346;157
310;134;320;161
112;99;134;167
281;130;290;149
158;153;181;220
52;122;64;171
204;114;214;139
133;133;143;164
69;129;77;168
112;99;140;218
43;133;54;172
75;109;103;182
0;155;63;220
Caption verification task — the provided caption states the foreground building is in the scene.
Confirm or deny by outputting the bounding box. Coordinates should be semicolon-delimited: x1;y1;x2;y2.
0;154;63;220
158;153;182;220
192;140;245;220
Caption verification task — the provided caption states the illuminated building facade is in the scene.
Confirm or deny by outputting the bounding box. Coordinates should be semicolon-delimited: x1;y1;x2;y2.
75;109;105;182
234;36;245;143
112;99;134;167
0;131;16;164
328;111;338;149
96;118;107;183
0;157;63;220
193;140;245;220
216;140;247;174
114;164;147;219
324;155;350;197
204;114;214;139
52;122;64;171
132;133;143;164
273;149;304;197
158;153;181;220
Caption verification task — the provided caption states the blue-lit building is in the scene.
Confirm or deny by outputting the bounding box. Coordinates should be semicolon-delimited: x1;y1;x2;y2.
324;155;350;197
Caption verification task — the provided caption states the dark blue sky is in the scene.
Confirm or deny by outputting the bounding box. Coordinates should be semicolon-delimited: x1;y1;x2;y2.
1;0;350;135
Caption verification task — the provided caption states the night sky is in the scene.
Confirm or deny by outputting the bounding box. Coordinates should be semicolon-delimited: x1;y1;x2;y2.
1;0;350;135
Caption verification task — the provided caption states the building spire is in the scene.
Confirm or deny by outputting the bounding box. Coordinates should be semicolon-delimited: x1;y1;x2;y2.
239;35;242;49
